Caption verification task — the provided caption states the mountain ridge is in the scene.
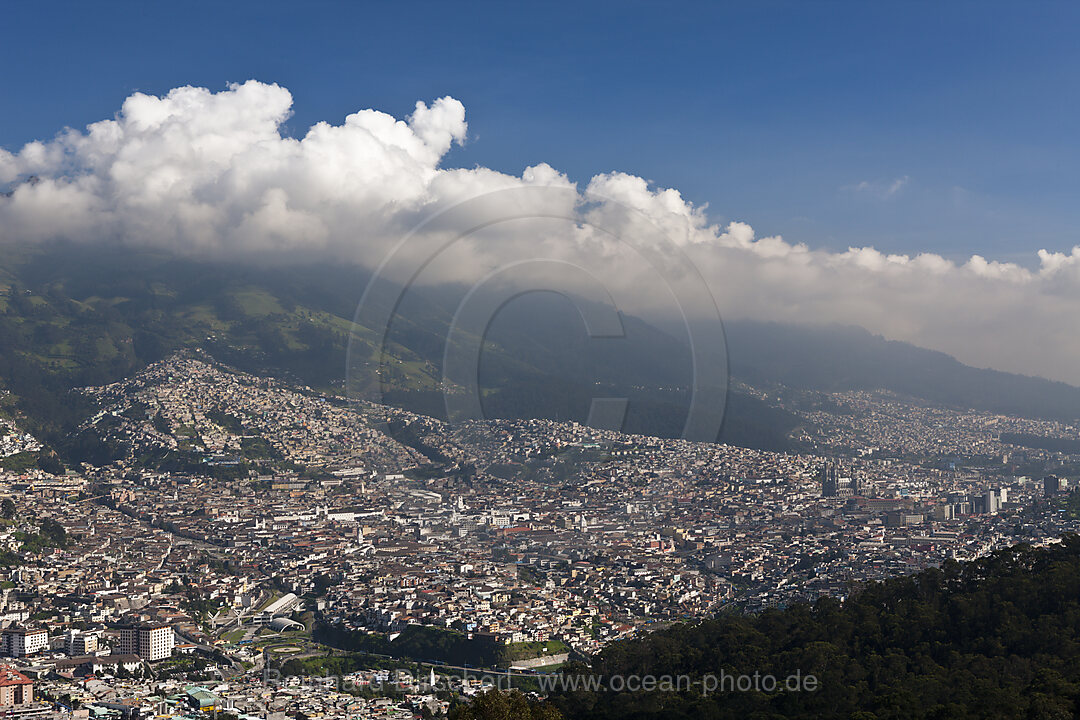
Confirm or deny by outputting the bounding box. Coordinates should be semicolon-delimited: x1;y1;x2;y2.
0;244;1077;464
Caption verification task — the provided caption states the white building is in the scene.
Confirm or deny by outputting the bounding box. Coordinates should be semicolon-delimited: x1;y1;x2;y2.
254;593;301;626
139;624;174;661
116;623;174;662
1;627;48;657
65;630;99;656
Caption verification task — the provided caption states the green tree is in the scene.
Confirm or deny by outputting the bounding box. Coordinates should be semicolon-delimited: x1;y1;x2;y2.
450;690;562;720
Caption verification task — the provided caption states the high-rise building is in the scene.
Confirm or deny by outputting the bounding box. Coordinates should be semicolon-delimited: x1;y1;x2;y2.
0;667;32;707
116;625;136;656
115;622;174;662
0;627;47;657
64;630;99;656
932;504;955;521
1044;475;1061;497
139;623;174;661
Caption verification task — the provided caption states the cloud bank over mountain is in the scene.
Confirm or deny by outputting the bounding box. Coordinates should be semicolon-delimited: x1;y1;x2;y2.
2;80;1080;385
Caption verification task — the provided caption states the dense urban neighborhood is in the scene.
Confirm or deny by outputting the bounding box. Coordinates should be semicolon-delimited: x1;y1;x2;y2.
0;353;1077;718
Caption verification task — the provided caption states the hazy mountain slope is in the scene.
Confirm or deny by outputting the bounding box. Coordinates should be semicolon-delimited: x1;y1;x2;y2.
726;320;1080;422
0;245;800;453
2;244;1079;462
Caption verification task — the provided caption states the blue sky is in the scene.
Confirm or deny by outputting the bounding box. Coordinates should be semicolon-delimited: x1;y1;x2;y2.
2;0;1079;264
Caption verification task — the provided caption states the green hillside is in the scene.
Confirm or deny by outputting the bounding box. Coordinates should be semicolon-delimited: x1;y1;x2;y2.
551;536;1080;720
0;244;801;463
0;247;390;445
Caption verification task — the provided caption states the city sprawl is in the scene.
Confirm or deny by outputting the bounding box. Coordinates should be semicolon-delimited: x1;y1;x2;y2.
1;353;1079;718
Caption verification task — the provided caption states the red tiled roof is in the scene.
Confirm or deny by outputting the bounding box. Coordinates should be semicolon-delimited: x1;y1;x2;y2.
0;667;31;687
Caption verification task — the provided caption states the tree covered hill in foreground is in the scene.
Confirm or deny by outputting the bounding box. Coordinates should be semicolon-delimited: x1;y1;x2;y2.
546;535;1080;720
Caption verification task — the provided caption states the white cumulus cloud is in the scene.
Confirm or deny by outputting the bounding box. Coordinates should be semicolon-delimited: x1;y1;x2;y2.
3;81;1080;384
